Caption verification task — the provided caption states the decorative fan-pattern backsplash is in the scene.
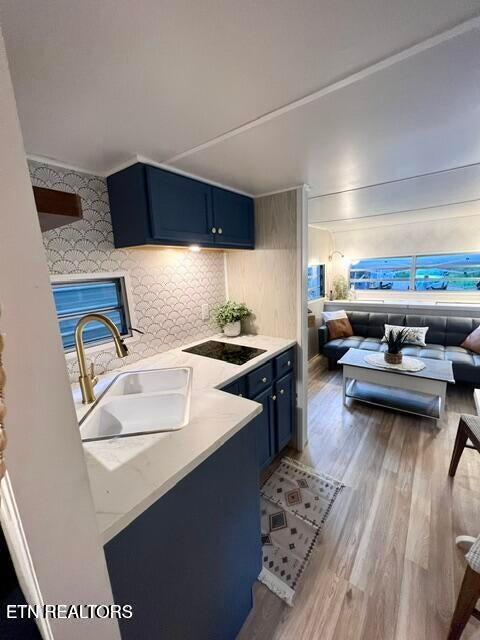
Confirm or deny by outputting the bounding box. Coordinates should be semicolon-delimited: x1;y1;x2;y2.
29;161;226;381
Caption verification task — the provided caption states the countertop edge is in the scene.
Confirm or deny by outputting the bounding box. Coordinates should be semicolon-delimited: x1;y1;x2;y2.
100;400;262;545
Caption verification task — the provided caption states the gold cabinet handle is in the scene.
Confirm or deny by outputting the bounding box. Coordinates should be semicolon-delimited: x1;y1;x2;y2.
280;389;285;395
211;227;217;234
287;360;291;366
218;227;223;234
262;377;267;383
272;395;277;401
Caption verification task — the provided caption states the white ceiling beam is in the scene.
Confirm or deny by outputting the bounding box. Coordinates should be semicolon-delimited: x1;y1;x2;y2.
166;15;480;166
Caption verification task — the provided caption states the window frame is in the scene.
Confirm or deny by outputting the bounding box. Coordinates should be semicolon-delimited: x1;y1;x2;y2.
50;272;137;356
349;254;413;291
413;251;480;292
307;263;325;301
348;251;480;294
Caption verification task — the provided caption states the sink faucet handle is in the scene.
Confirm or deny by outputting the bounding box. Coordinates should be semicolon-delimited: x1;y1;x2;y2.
90;361;98;387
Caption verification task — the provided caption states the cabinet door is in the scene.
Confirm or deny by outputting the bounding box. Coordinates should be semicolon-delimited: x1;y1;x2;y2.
274;372;294;452
146;166;214;244
211;187;254;249
252;386;274;470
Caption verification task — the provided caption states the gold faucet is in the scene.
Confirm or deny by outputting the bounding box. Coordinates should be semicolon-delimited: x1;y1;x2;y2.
75;313;129;404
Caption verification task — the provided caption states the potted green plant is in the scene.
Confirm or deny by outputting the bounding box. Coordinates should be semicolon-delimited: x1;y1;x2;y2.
384;328;409;365
211;301;252;337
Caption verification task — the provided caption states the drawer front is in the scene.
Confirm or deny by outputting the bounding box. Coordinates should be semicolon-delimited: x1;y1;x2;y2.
274;348;294;379
247;362;273;398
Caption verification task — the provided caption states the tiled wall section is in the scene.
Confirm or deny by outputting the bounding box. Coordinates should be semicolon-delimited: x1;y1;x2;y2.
29;161;226;380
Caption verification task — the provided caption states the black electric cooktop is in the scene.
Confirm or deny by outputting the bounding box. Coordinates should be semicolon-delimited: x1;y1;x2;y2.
182;340;266;365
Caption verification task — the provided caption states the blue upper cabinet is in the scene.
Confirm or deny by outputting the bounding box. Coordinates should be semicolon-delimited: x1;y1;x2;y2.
146;166;213;244
107;163;255;250
211;187;255;249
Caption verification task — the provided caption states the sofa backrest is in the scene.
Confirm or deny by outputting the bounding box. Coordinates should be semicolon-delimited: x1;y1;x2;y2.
346;311;480;347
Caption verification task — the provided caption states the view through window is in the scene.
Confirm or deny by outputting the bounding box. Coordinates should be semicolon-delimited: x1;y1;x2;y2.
52;277;130;350
349;252;480;292
307;264;325;300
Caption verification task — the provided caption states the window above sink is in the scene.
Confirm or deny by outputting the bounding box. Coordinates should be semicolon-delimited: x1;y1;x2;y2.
51;272;136;352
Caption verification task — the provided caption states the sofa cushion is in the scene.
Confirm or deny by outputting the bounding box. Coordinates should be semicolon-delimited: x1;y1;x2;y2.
323;336;383;360
405;315;444;345
445;346;480;384
347;312;406;340
445;317;480;347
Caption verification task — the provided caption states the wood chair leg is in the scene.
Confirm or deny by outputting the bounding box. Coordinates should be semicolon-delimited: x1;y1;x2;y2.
328;358;335;371
448;565;480;640
449;421;468;477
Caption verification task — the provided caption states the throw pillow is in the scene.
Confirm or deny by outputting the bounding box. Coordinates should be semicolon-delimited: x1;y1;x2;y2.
327;318;354;340
461;326;480;354
382;324;428;347
322;310;348;322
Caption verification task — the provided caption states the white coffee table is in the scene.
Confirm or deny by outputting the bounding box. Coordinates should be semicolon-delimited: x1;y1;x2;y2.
338;348;455;421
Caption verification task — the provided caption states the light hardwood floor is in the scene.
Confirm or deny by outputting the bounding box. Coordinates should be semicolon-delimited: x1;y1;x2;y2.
238;356;480;640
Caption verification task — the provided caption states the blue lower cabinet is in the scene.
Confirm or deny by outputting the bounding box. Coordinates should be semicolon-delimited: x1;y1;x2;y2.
104;420;261;640
221;348;296;469
251;386;275;470
275;372;294;451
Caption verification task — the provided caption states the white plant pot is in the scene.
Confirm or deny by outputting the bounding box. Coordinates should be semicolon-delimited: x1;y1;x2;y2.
223;320;241;337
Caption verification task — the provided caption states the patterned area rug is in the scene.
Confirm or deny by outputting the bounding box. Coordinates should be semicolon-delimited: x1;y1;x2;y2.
259;457;344;606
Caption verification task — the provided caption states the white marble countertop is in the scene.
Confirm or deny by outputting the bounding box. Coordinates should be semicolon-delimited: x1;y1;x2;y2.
73;334;296;544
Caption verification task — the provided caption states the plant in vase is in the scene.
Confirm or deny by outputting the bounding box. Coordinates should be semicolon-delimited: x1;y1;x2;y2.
211;301;252;337
384;328;409;365
332;274;349;300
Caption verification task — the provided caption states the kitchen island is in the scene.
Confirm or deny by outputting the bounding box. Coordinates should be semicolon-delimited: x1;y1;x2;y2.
73;334;296;640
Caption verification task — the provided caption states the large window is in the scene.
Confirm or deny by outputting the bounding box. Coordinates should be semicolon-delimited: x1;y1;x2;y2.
414;253;480;291
349;256;412;291
307;264;325;300
349;252;480;292
52;277;131;350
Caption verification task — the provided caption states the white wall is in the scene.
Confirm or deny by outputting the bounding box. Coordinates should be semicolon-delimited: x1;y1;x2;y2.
30;160;226;382
227;190;298;338
0;23;120;640
330;214;480;303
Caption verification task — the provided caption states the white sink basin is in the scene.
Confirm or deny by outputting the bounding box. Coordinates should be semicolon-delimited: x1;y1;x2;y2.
106;368;190;396
80;368;192;442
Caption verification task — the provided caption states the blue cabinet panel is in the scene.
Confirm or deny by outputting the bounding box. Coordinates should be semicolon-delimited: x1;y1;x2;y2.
251;386;275;470
107;164;152;248
146;166;213;244
275;371;294;451
105;420;261;640
222;377;246;397
212;187;255;249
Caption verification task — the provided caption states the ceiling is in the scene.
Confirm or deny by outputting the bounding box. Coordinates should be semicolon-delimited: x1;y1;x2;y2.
309;164;480;228
1;0;480;204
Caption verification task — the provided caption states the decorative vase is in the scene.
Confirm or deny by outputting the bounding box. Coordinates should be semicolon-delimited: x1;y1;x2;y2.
223;320;241;337
384;351;402;365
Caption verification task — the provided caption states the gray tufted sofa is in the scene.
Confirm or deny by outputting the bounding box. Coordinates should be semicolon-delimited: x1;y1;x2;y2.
319;311;480;384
